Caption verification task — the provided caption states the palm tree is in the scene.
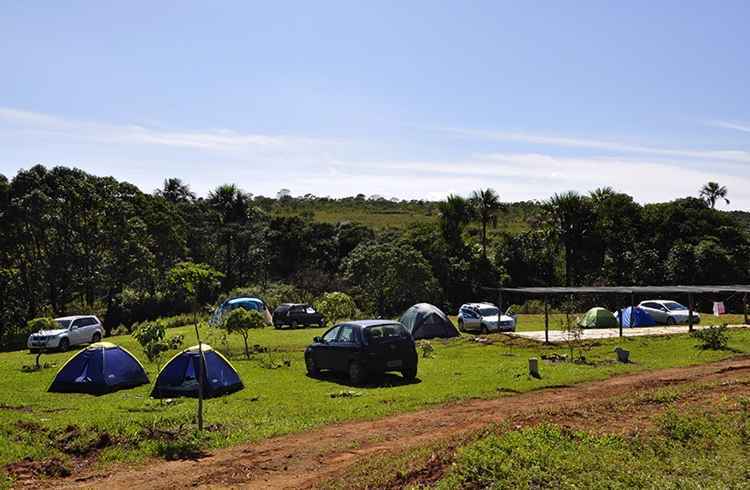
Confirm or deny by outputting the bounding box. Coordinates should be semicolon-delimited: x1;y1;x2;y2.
545;191;595;286
208;184;250;287
700;182;730;209
470;188;502;256
156;178;195;203
438;194;472;250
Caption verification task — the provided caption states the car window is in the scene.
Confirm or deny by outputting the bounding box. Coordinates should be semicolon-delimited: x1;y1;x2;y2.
365;324;408;342
71;319;84;328
306;307;316;314
83;317;97;326
479;307;499;316
664;302;686;311
55;319;72;329
322;326;340;342
337;325;355;343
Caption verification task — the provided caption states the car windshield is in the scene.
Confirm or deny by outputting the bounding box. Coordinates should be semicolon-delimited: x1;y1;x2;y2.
479;307;499;316
55;320;71;329
365;324;407;342
664;302;687;311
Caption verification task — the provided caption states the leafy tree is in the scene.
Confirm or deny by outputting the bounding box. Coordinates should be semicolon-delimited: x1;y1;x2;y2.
155;178;195;204
438;194;472;251
342;242;438;317
314;292;357;326
470;188;503;256
166;262;223;308
700;182;730;209
544;192;598;286
222;308;266;359
208;184;251;289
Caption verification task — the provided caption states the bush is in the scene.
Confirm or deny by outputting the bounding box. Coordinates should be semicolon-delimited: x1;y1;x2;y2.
314;292;357;326
27;317;58;333
692;325;729;350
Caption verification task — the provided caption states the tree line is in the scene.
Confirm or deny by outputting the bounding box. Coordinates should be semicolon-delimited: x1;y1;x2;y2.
0;165;746;348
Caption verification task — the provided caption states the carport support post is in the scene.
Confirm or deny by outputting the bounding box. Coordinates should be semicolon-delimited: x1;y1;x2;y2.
744;294;748;325
618;295;623;337
688;293;694;333
630;292;635;328
544;295;549;344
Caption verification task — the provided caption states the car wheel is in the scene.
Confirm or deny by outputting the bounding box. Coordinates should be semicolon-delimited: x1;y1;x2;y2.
291;320;298;328
319;319;325;327
305;355;320;377
480;324;488;334
91;332;101;343
348;361;367;386
458;319;464;332
58;338;70;352
401;366;417;382
666;317;676;326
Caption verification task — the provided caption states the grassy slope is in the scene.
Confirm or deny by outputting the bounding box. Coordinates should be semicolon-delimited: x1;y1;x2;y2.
0;315;748;469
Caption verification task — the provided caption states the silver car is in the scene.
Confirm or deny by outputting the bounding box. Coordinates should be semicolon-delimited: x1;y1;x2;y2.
458;303;516;333
638;300;700;325
27;315;104;352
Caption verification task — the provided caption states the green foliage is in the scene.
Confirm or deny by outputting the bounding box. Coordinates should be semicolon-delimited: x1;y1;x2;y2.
313;292;357;326
692;325;729;350
166;262;223;308
342;242;439;317
131;320;184;364
222;309;266;359
416;340;435;358
27;317;58;332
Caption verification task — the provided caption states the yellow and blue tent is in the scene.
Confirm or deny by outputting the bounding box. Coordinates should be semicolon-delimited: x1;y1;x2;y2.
48;342;149;395
151;344;244;399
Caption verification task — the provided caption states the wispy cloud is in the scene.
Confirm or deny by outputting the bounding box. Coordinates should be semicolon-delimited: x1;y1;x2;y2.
708;120;750;134
0;107;338;151
432;127;750;163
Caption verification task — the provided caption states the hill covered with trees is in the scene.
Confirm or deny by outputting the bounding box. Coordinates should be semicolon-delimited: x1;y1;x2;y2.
0;164;746;348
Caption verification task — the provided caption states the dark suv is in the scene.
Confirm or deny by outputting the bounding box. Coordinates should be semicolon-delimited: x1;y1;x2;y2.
304;320;418;385
273;303;325;328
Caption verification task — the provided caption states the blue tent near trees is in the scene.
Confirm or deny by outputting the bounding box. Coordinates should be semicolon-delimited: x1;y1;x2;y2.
616;306;657;328
48;342;149;395
151;344;244;399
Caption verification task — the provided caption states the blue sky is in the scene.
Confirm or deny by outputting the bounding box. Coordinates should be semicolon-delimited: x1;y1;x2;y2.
2;1;749;207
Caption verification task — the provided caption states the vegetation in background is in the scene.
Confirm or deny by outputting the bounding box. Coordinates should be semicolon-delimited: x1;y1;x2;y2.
313;292;357;326
0;165;747;350
692;324;730;350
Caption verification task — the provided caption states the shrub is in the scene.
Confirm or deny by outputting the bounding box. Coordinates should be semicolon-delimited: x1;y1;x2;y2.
692;324;729;350
314;292;357;326
27;317;58;333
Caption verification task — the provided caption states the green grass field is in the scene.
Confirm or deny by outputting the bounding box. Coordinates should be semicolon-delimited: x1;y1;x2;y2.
0;314;747;476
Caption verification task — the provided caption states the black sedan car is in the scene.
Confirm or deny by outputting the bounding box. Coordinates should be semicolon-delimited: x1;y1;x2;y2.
304;320;418;385
273;303;325;328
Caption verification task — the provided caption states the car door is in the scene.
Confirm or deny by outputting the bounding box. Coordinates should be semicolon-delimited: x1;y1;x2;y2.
69;318;86;345
462;308;480;331
642;303;667;323
315;326;340;370
332;325;358;372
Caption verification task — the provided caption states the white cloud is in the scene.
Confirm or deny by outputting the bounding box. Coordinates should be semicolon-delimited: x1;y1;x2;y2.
433;127;750;164
0;107;338;151
708;120;750;134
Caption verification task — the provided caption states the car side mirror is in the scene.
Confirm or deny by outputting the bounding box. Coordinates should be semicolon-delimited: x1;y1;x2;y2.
314;336;323;343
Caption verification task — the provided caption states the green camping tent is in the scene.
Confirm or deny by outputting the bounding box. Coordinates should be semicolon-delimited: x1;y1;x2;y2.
578;307;619;328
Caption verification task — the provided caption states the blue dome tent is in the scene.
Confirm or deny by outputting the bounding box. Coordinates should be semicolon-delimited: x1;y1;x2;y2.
151;344;244;399
48;342;149;395
209;297;272;326
616;306;657;328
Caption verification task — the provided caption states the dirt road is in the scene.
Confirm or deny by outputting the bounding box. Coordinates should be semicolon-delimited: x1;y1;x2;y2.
36;356;750;489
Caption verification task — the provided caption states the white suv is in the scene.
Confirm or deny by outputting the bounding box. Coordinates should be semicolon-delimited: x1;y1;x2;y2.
638;300;700;325
458;303;516;333
27;315;104;352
